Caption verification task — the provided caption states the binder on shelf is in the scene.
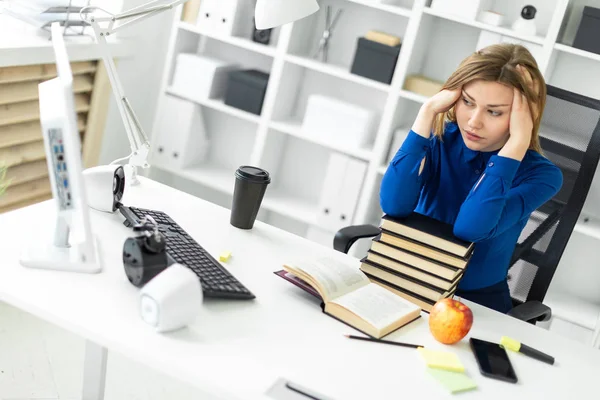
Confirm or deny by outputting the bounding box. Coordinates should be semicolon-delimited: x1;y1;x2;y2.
197;0;245;36
315;154;367;233
316;153;349;232
336;158;367;230
151;94;209;169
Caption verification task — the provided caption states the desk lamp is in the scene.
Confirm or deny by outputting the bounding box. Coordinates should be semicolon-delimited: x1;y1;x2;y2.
80;0;319;188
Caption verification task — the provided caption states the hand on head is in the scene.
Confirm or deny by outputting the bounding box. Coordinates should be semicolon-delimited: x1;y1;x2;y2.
509;65;537;145
425;88;462;115
517;64;540;120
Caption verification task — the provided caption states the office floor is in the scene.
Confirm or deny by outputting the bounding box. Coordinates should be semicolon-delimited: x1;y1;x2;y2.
0;302;205;400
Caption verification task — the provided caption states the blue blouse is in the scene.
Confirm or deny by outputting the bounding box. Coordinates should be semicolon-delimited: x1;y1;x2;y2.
380;122;563;290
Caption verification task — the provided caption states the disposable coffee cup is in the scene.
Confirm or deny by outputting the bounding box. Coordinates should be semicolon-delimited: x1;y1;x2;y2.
230;166;271;229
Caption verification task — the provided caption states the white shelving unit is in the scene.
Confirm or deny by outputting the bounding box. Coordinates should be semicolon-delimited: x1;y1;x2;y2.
148;0;600;250
422;6;547;45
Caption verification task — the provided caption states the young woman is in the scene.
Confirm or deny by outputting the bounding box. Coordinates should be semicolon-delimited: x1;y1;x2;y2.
380;44;563;313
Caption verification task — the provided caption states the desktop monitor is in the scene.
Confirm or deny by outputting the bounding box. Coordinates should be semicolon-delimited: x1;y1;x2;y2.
20;23;102;273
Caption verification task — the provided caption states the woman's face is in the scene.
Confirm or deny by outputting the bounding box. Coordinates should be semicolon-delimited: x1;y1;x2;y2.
455;80;513;152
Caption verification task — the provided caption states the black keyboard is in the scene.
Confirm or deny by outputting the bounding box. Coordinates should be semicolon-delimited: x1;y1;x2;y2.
119;205;255;300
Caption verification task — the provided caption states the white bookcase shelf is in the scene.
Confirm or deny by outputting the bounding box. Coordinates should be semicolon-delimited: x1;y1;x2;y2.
398;89;428;104
166;87;262;124
150;0;600;250
284;54;391;92
345;0;413;17
422;6;546;45
554;43;600;63
269;120;373;161
178;21;277;57
154;163;236;195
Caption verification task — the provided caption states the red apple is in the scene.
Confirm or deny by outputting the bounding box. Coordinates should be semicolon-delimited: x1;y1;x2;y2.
429;298;473;344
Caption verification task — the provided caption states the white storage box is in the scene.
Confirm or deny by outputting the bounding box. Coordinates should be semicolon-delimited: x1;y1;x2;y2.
171;53;238;101
474;32;544;66
302;95;377;148
151;94;209;169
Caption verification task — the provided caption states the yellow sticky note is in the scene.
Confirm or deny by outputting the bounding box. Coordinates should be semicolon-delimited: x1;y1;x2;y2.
219;251;232;262
428;369;477;394
418;348;465;372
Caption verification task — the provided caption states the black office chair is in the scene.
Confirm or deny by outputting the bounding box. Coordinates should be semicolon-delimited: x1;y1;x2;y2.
334;85;600;324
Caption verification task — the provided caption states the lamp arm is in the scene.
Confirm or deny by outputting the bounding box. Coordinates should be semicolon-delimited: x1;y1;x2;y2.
80;1;189;184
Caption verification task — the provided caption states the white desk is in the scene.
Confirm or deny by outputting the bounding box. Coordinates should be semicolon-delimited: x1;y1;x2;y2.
0;177;599;400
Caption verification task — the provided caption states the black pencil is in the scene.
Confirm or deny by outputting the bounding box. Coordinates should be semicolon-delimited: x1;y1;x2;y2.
344;334;423;349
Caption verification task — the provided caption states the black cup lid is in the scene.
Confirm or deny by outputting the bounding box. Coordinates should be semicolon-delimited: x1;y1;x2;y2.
236;166;271;183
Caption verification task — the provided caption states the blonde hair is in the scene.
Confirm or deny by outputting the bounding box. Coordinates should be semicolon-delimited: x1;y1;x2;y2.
433;43;546;153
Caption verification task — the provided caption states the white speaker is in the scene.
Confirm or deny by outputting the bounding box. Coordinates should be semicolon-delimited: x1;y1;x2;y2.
82;165;126;212
139;263;203;333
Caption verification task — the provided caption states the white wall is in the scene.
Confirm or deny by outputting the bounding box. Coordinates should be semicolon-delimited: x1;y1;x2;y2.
98;0;175;166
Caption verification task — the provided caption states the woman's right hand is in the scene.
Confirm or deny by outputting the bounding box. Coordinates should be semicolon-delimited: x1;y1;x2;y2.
411;88;461;139
424;88;462;114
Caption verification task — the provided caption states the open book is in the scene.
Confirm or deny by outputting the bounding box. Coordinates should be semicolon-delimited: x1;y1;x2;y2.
279;257;422;339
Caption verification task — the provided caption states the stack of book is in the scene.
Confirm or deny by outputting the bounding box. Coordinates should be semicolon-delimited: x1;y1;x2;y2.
360;212;474;312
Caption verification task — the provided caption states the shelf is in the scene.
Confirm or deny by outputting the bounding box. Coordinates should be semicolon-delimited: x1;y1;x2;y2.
284;54;391;93
398;89;429;104
178;21;277;58
269;120;373;161
423;7;546;45
344;0;412;17
153;163;235;195
554;43;600;63
262;191;319;226
166;87;261;124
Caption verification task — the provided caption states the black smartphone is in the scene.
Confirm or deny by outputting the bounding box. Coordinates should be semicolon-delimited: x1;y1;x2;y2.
469;338;518;383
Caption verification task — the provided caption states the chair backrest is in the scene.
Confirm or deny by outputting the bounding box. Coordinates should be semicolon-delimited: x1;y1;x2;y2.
507;85;600;304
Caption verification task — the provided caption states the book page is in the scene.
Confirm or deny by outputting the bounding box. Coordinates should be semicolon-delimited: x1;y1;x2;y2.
330;283;420;329
292;257;370;302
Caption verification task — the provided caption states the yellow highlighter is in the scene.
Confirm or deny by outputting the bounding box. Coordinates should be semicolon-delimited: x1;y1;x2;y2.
501;336;555;365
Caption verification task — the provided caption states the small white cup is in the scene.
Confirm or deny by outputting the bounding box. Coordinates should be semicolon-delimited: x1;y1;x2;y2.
139;263;203;333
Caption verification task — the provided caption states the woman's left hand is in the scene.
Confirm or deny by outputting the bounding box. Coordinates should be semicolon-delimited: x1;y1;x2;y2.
500;65;539;161
508;65;538;147
508;85;533;146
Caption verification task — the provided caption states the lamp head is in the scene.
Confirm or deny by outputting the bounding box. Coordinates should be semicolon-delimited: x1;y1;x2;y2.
255;0;320;30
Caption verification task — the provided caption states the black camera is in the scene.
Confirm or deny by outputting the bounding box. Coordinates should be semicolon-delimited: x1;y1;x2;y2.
122;215;171;287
